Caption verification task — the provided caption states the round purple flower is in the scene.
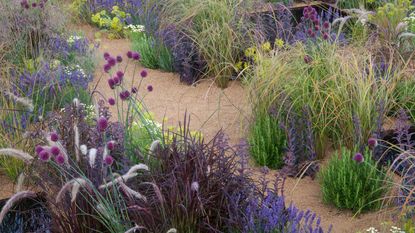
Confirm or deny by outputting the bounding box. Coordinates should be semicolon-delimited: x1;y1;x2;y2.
310;31;316;38
50;132;59;142
32;2;37;7
55;155;65;165
116;71;124;79
140;70;148;78
127;51;133;59
104;64;111;73
107;141;115;151
368;138;378;148
108;57;116;66
97;117;108;132
39;2;44;8
147;85;153;92
39;150;50;161
322;32;329;40
104;156;114;166
116;55;123;63
113;76;120;85
132;52;140;61
307;28;313;36
353;153;364;164
35;145;44;155
108;78;115;89
131;87;138;94
50;146;60;156
315;25;320;31
119;90;130;100
104;52;110;60
108;97;116;106
323;21;330;29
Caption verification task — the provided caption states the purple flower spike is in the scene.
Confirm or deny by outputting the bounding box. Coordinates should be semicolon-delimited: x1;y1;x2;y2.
353;153;364;164
132;52;140;61
104;52;110;60
50;132;59;142
127;51;133;59
55;155;65;165
368;138;378;148
140;70;148;78
116;55;123;63
108;78;115;89
97;117;108;132
147;85;153;92
131;87;138;94
104;156;114;166
35;145;44;155
50;146;60;156
107;141;115;150
108;97;116;106
39;151;50;161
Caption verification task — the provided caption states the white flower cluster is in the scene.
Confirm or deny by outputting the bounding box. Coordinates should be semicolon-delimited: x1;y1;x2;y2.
63;64;88;80
67;35;84;45
366;226;405;233
404;12;415;32
124;24;145;33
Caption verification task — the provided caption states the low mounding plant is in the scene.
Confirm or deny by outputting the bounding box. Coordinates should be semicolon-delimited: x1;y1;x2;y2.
248;110;286;169
319;147;390;214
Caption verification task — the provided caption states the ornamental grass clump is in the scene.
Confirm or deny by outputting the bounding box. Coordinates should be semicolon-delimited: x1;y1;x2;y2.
319;147;390;214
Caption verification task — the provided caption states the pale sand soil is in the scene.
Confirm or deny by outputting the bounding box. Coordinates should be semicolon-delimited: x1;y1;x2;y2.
75;24;394;232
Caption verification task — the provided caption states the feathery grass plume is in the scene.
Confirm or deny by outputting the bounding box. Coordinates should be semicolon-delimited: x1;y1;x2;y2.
55;178;89;203
127;164;149;174
15;173;25;193
74;125;80;162
0;191;36;224
0;149;34;163
88;148;97;168
149;139;160;155
3;91;34;112
124;225;146;233
166;229;177;233
119;182;147;202
99;173;138;190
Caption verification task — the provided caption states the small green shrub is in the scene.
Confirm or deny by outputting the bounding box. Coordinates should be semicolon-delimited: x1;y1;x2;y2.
394;79;415;121
248;111;286;169
131;32;174;72
319;147;390;214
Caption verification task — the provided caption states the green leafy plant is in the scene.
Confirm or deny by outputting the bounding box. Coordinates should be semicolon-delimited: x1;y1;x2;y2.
91;6;130;39
319;147;390;214
248;111;286;169
130;32;174;72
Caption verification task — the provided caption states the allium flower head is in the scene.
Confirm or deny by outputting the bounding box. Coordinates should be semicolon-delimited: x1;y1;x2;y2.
104;156;114;166
368;138;378;148
147;85;153;92
32;2;37;7
108;97;116;106
353;153;364;163
104;64;111;73
116;71;124;79
39;150;50;161
50;146;60;156
97;117;108;132
132;52;140;60
140;70;148;78
104;52;110;60
323;21;330;29
35;145;44;155
116;55;123;63
55;155;65;165
323;32;329;40
108;78;115;89
127;51;133;59
304;55;312;64
120;90;130;100
131;87;138;94
50;132;59;142
107;141;115;151
108;57;116;66
113;76;120;85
